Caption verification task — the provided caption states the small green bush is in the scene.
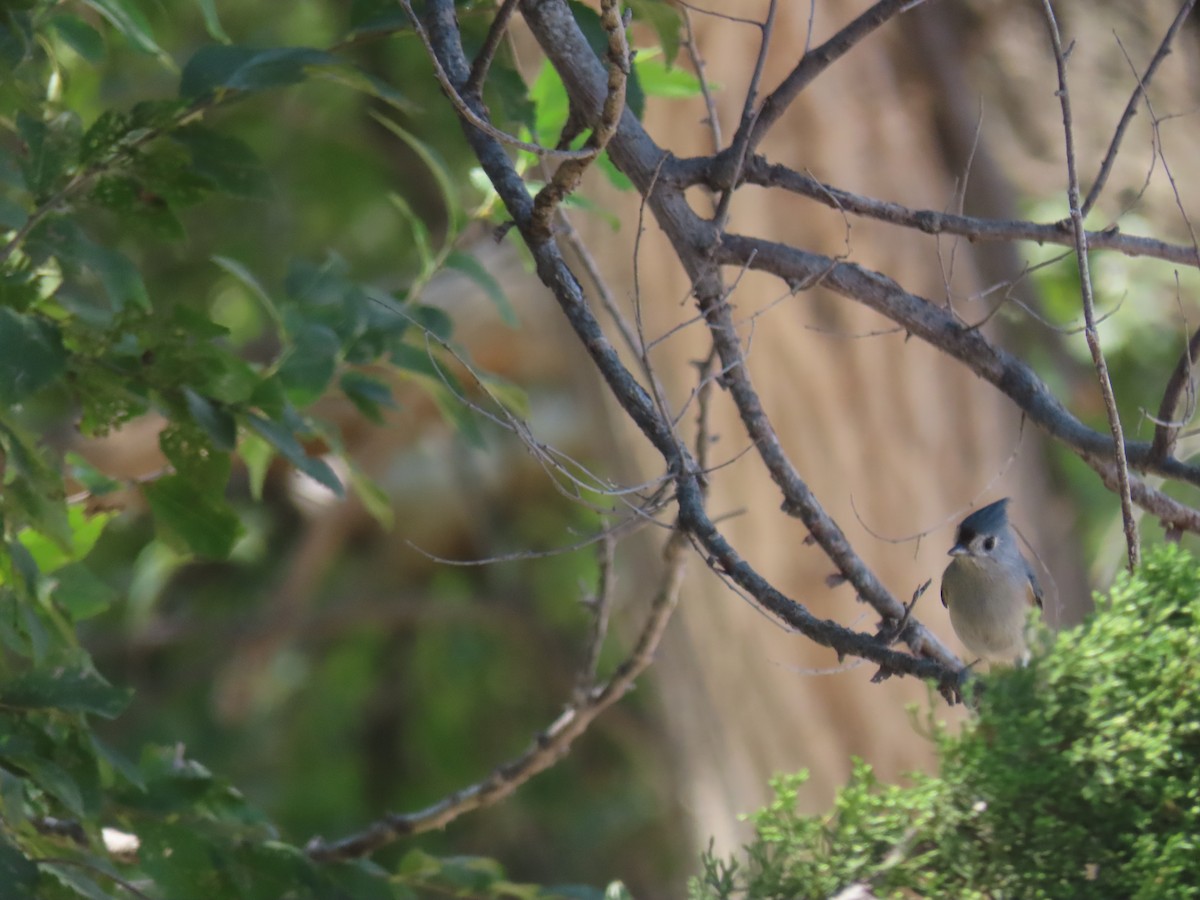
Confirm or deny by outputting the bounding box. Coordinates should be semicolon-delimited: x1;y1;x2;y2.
691;543;1200;900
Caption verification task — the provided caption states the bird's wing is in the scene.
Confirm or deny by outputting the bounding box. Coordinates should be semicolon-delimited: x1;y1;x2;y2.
1024;558;1044;611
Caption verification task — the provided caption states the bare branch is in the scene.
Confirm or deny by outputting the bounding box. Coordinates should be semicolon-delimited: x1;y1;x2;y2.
672;156;1200;269
530;0;629;237
714;0;929;178
1081;0;1198;216
465;0;521;98
1040;0;1139;570
1150;322;1200;462
397;0;593;161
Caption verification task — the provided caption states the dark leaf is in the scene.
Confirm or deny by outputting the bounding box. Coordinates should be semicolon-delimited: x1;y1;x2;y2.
80;0;170;61
244;414;343;496
277;322;341;406
340;371;396;424
142;473;243;559
173;125;270;199
0;666;131;718
183;389;237;451
49;15;106;64
0;309;66;404
180;44;339;98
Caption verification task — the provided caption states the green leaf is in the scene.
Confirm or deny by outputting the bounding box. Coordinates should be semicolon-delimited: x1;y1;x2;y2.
212;255;281;326
49;15;106;64
277;322;341;406
244;414;343;496
180;45;339;98
348;465;393;529
628;0;683;66
372;112;464;235
78;240;151;312
445;250;518;327
18;507;116;574
44;224;152;312
174;126;270;199
387;191;434;278
2;753;85;817
143;474;244;559
340;371;396;425
424;378;484;448
238;430;274;502
91;735;145;790
193;0;230;44
635;55;704;98
52;563;117;621
16;111;80;199
66;454;121;497
0;309;66;404
39;862;113;900
0;666;131;718
0;837;39;899
411;305;453;342
183;389;237;451
80;0;173;67
318;65;417;115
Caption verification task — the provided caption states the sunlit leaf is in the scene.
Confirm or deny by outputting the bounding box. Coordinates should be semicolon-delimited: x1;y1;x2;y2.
636;55;704;98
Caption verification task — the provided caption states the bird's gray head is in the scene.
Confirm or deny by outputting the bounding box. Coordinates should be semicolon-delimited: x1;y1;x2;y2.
949;498;1014;560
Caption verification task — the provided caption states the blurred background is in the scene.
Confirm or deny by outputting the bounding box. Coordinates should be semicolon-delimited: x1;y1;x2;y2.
41;0;1200;895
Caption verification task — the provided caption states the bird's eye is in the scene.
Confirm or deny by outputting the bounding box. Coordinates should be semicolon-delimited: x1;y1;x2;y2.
982;535;997;552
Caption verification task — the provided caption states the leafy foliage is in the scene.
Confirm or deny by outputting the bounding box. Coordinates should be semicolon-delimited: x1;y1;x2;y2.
0;0;702;895
691;543;1200;899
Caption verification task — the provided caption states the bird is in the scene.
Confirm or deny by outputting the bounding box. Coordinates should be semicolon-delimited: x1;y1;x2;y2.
940;498;1043;665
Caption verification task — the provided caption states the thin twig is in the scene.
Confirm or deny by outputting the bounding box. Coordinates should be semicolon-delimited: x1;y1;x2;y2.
681;6;723;154
575;533;616;697
1149;321;1200;462
713;0;777;228
1081;0;1197;216
718;0;928;170
306;523;690;861
1040;0;1139;571
464;0;521;97
398;0;593;161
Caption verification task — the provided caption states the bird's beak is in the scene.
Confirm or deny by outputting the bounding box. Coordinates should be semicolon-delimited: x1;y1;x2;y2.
948;544;968;557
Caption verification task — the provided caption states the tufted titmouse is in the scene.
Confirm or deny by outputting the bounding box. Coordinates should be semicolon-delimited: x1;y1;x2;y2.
941;498;1043;665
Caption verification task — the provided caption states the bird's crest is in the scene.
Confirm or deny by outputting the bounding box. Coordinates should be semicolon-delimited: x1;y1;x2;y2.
955;497;1010;543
